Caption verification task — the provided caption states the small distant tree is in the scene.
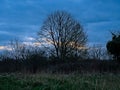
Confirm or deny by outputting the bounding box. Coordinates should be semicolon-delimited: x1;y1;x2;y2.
106;32;120;60
87;44;111;60
87;45;103;60
38;11;87;60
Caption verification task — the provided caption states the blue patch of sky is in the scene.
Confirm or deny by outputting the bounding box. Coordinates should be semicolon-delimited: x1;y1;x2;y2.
0;0;120;46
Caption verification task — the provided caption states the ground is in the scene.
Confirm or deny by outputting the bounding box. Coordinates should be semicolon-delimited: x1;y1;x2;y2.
0;73;120;90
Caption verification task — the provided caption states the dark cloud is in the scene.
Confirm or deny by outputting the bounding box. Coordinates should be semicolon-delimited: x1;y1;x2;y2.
0;0;120;46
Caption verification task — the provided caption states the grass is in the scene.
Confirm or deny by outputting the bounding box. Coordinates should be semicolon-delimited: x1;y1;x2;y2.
0;73;120;90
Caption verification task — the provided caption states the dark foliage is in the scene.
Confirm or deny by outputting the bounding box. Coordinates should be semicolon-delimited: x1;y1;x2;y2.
0;56;120;74
0;48;48;73
46;60;120;74
106;32;120;60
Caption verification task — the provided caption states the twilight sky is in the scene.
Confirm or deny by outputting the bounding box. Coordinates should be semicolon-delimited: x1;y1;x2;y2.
0;0;120;49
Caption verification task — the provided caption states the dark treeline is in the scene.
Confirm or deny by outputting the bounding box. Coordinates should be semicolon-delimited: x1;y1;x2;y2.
0;34;120;74
0;48;120;74
0;11;120;74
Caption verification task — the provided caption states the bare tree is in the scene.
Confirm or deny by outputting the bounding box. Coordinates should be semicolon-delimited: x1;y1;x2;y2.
87;44;112;60
2;39;45;61
88;45;103;60
38;11;87;60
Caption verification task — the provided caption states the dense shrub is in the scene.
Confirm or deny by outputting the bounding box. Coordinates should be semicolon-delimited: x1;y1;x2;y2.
106;33;120;60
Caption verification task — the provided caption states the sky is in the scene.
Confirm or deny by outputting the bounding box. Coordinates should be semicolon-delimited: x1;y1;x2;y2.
0;0;120;50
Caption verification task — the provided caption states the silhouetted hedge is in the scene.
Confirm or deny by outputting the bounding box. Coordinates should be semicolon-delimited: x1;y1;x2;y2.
0;57;120;74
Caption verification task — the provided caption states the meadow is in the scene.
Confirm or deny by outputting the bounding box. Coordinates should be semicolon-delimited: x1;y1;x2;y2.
0;73;120;90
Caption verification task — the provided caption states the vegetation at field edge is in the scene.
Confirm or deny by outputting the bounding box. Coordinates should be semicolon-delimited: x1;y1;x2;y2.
0;73;120;90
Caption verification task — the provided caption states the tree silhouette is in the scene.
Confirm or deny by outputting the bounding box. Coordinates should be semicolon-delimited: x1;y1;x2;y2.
106;32;120;60
38;11;87;60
